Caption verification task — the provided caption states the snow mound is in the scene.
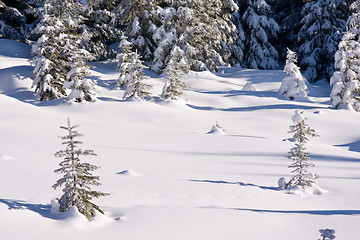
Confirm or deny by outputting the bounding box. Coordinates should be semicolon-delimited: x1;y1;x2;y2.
116;169;142;177
207;123;226;135
277;177;286;190
0;154;16;161
50;199;113;228
286;184;327;196
242;82;256;91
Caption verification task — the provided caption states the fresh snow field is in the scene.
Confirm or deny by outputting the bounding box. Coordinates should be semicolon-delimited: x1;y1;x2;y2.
0;39;359;240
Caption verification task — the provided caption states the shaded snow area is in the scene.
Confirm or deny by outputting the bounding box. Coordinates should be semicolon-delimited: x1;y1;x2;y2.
0;39;360;240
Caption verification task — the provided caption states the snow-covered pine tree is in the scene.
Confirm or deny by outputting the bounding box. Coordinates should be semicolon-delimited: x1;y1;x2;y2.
123;50;152;100
279;48;309;100
112;0;156;62
81;0;122;60
151;0;239;73
297;0;348;83
239;0;279;70
31;0;96;102
161;46;189;100
0;0;29;41
330;2;360;111
116;34;133;87
286;109;318;189
53;118;109;221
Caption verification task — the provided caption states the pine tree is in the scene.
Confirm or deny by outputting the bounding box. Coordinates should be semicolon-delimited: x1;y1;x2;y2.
112;0;156;62
31;0;95;102
297;0;348;83
116;35;133;87
123;50;152;100
161;46;189;100
286;110;318;189
330;2;360;111
279;48;309;100
53;118;109;221
151;0;239;73
239;0;279;70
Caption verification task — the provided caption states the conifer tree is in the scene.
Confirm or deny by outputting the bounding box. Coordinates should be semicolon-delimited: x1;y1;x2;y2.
53;118;109;221
112;0;156;62
330;2;360;111
297;0;348;83
151;0;239;72
123;50;152;100
31;0;96;102
116;35;133;87
239;0;279;70
161;46;189;100
286;110;318;189
279;48;309;100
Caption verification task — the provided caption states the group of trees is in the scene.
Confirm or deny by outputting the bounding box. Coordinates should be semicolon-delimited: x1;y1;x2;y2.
2;0;360;109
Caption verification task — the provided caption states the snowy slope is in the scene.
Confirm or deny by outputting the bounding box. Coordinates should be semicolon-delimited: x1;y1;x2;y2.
0;39;359;240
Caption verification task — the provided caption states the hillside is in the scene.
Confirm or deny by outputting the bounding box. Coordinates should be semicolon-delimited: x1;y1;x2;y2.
0;39;359;240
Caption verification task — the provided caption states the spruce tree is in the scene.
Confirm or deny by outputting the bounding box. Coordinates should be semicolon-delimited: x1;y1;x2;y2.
161;46;189;100
297;0;348;83
238;0;279;70
53;118;109;221
286;110;318;189
330;2;360;111
151;0;239;73
116;35;133;87
112;0;156;62
123;50;152;100
279;48;309;100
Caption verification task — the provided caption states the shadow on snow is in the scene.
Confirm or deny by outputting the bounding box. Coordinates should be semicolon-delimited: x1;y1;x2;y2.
0;199;64;220
189;179;279;191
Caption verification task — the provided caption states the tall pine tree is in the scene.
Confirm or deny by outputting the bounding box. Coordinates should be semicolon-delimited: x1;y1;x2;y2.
330;1;360;111
237;0;279;70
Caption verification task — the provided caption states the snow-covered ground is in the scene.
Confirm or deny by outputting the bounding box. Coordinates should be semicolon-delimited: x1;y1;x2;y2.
0;39;359;240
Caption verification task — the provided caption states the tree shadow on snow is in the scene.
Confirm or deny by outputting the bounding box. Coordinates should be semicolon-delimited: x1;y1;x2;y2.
0;199;64;220
186;103;326;112
229;208;360;216
334;139;360;155
189;179;279;191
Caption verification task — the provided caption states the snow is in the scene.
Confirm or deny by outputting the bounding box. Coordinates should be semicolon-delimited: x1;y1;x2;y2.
1;39;360;240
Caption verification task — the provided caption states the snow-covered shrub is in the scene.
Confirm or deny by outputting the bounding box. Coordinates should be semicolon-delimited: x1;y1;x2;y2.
286;110;319;189
319;228;336;240
53;118;109;221
279;48;309;100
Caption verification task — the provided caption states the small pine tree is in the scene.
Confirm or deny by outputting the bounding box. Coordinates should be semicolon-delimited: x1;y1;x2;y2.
123;50;152;100
53;118;109;221
161;46;189;100
286;110;319;189
279;48;309;100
